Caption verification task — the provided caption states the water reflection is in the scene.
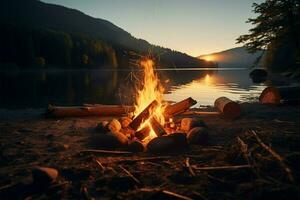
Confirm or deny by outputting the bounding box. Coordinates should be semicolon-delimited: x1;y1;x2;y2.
164;69;267;106
0;68;267;108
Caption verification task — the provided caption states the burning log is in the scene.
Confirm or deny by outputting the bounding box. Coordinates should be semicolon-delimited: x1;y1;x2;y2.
259;86;300;105
214;97;241;119
149;117;167;137
164;97;197;117
46;105;134;118
135;125;151;140
129;100;159;131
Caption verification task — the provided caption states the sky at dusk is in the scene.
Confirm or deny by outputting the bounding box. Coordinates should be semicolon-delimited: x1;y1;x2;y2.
42;0;262;56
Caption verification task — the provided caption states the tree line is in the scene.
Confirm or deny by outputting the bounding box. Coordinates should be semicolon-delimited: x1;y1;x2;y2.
0;24;119;69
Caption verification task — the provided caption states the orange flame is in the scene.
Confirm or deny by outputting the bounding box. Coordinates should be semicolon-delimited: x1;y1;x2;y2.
134;59;166;141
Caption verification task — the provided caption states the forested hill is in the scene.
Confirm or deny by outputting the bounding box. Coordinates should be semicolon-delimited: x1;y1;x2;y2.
0;0;213;69
198;47;263;68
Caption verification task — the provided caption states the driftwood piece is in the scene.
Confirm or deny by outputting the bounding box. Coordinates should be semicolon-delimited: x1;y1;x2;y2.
46;104;134;118
129;100;159;131
259;86;300;105
214;97;241;119
150;117;167;137
164;97;197;117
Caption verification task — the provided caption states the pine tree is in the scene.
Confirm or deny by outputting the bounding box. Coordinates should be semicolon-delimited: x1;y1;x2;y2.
237;0;300;70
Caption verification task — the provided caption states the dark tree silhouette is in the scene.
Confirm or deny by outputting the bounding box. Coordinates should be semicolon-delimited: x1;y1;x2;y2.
237;0;300;71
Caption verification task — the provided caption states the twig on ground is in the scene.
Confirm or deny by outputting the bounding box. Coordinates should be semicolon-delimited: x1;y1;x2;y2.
99;156;172;164
95;159;105;171
193;164;251;171
249;129;294;182
81;186;95;200
140;188;193;200
80;149;133;155
119;165;141;184
185;157;196;177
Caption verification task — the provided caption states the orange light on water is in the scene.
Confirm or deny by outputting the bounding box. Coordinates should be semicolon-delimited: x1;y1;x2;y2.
204;74;211;84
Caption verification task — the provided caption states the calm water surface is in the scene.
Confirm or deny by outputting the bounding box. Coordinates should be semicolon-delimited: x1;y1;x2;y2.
0;68;267;108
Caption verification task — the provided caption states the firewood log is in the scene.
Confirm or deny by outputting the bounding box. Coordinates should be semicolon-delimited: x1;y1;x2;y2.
214;97;241;119
259;86;300;105
150;117;167;137
164;97;197;117
46;105;134;118
129;100;159;131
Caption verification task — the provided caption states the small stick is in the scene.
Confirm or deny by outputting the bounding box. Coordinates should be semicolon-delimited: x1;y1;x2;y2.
182;111;220;116
119;165;141;184
140;188;193;200
98;156;172;164
95;159;105;171
249;129;294;182
80;149;133;155
162;190;194;200
237;137;250;164
81;186;95;200
193;164;251;171
185;157;196;177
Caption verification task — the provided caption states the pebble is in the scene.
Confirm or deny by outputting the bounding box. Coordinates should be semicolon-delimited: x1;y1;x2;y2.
128;139;145;152
96;121;109;133
187;127;209;145
91;131;128;149
32;167;58;186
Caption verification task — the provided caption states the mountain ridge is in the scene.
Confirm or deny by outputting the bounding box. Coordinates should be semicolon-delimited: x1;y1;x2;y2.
0;0;213;69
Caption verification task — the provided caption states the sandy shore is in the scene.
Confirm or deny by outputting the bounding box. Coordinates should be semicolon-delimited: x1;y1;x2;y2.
1;103;300;199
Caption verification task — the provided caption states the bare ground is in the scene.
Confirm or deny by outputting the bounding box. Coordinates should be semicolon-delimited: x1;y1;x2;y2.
1;103;300;199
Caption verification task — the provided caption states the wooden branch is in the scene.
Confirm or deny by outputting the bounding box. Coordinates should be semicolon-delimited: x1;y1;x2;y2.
164;97;197;117
149;117;167;137
185;157;196;177
80;149;133;155
249;129;294;182
140;188;193;200
119;165;141;184
193;164;251;171
182;111;220;116
129;100;159;131
46;104;134;118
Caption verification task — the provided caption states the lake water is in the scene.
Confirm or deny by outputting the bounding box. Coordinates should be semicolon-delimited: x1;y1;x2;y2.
0;68;267;108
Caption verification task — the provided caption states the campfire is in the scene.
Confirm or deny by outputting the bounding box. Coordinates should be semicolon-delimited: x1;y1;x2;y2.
46;57;243;152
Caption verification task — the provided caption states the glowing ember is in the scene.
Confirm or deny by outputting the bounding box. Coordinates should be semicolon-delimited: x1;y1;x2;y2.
133;58;166;141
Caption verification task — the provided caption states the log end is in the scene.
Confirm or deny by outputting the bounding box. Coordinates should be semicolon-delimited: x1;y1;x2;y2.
223;101;241;119
259;86;281;105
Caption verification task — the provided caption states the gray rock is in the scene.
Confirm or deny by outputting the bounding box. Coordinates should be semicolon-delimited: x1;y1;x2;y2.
91;131;128;149
128;139;145;152
147;133;187;153
180;118;206;132
32;167;58;185
96;121;109;133
187;127;209;145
